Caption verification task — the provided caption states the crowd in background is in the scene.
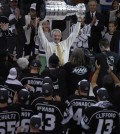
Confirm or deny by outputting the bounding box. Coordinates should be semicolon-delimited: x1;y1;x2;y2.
0;0;120;133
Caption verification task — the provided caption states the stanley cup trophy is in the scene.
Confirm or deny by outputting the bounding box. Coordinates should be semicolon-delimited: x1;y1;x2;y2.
36;0;86;20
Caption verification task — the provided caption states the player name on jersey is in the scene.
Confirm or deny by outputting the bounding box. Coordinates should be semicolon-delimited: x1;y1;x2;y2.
28;79;43;85
96;112;117;119
0;113;17;120
72;101;95;107
21;111;31;117
37;105;54;113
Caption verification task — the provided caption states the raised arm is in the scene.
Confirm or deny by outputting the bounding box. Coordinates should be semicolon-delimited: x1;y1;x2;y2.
64;18;81;48
37;20;51;50
91;61;100;89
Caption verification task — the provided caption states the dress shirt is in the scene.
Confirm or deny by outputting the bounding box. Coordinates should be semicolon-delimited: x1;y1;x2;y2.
38;21;81;65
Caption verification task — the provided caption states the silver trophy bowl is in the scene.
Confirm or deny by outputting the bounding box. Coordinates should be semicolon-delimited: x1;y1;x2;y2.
36;0;86;20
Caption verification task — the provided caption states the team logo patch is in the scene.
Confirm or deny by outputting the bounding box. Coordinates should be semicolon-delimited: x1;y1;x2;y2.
72;66;87;75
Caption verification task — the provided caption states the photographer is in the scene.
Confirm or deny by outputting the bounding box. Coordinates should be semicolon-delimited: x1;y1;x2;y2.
96;38;120;87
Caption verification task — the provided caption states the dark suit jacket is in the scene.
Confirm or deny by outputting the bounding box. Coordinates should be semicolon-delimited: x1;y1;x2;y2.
0;29;14;50
85;11;104;53
110;30;120;53
4;7;26;43
0;31;7;50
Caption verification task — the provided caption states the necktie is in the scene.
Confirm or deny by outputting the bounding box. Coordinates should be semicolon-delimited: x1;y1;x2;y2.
13;9;15;15
91;12;94;19
56;44;63;65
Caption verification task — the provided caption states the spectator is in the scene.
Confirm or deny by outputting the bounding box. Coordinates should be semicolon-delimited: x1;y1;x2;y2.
103;21;118;44
85;0;104;53
4;0;26;58
0;16;13;50
19;0;38;15
105;0;120;29
111;0;120;10
35;20;52;71
23;3;38;56
38;17;81;65
110;26;120;54
70;17;91;54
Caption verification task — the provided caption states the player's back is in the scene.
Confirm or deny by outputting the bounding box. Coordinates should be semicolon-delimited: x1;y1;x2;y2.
21;73;43;93
21;73;43;101
62;94;97;134
81;101;120;134
0;83;23;104
35;99;65;134
0;104;21;134
41;67;68;101
16;103;34;133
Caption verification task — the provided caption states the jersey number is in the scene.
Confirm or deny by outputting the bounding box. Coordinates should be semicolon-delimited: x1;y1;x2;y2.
0;121;16;134
21;119;30;132
96;119;113;134
73;108;82;125
38;113;56;130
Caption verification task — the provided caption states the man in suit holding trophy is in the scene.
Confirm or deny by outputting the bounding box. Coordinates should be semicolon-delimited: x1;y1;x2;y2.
37;0;86;66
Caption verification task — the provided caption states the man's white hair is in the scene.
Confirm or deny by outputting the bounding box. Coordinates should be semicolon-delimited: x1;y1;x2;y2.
17;57;29;70
51;29;62;36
